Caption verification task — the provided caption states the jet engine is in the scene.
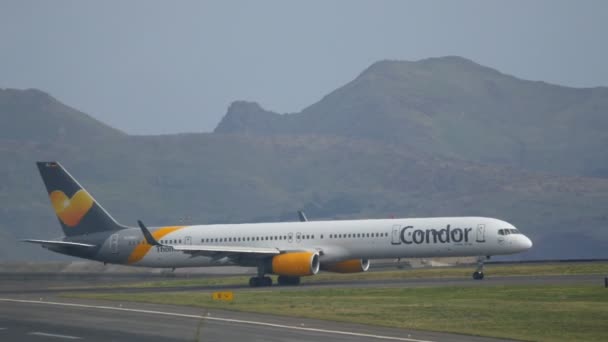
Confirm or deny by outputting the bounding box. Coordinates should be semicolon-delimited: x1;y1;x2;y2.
268;252;320;276
321;259;370;273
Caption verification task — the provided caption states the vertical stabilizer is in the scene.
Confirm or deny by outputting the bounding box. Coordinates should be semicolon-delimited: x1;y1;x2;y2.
36;162;126;236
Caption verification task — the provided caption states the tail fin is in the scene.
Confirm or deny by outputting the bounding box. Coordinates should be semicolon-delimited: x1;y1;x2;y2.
36;162;126;236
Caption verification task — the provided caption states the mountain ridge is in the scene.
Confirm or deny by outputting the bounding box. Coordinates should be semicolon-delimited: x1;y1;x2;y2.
0;88;126;144
214;56;608;177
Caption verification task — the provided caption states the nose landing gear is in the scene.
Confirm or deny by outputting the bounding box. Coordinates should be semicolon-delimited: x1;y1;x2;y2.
472;256;489;280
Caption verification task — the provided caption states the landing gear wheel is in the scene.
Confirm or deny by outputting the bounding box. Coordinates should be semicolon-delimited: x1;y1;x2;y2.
472;255;487;280
277;276;301;286
249;276;273;287
472;271;484;280
249;277;259;287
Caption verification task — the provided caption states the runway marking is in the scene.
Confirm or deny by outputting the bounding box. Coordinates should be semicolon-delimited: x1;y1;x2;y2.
28;332;82;339
1;298;434;342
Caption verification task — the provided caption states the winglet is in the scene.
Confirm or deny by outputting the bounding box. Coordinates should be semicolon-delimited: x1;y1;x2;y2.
298;210;308;222
137;220;161;246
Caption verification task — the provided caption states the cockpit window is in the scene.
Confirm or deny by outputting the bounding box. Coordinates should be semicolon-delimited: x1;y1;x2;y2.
499;228;520;235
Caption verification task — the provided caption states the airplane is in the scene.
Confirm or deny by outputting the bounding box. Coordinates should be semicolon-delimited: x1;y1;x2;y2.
24;162;533;287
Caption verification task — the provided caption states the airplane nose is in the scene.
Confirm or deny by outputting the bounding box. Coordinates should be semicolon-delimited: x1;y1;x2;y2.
522;236;533;249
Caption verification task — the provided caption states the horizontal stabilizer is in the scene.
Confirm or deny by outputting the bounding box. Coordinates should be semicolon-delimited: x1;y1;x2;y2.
22;239;96;248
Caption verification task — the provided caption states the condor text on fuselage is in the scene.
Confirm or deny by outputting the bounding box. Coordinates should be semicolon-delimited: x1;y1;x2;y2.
398;225;473;245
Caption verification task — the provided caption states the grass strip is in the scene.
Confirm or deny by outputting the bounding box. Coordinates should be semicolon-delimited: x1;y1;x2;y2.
66;284;608;342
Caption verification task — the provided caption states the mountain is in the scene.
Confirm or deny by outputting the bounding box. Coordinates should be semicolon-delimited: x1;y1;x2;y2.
216;56;608;177
1;57;608;262
0;88;125;144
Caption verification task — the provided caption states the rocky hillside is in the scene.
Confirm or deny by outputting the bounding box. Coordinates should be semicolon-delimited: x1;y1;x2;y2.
216;57;608;177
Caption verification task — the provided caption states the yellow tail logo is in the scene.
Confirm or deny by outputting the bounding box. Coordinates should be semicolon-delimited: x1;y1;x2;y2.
50;190;94;227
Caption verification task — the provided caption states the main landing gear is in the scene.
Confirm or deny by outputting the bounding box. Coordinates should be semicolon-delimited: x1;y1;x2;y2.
249;263;302;287
472;256;489;280
249;263;273;287
249;276;272;287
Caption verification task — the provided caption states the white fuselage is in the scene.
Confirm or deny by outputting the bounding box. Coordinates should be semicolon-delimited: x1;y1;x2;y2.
118;216;532;268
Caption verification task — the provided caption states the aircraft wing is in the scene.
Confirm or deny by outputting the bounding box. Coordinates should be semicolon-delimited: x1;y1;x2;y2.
137;220;282;257
136;220;322;260
22;239;96;248
169;245;281;256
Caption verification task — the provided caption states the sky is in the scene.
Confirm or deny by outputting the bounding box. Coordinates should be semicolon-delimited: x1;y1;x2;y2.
1;0;607;135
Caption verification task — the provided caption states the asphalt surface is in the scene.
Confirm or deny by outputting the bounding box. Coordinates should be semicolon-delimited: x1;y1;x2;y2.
0;297;514;342
0;273;602;295
0;273;602;342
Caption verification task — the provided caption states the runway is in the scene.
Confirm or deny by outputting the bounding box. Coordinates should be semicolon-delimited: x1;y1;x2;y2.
0;298;513;342
0;273;601;341
0;273;602;295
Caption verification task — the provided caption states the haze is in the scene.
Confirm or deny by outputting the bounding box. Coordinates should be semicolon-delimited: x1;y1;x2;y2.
1;0;607;135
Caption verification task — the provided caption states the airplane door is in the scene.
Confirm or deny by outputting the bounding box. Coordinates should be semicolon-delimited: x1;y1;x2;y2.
185;236;192;245
476;224;486;243
110;234;119;254
391;225;401;245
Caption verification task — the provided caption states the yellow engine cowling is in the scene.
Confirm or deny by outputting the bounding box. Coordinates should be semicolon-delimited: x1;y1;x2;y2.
321;259;370;273
270;252;320;276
